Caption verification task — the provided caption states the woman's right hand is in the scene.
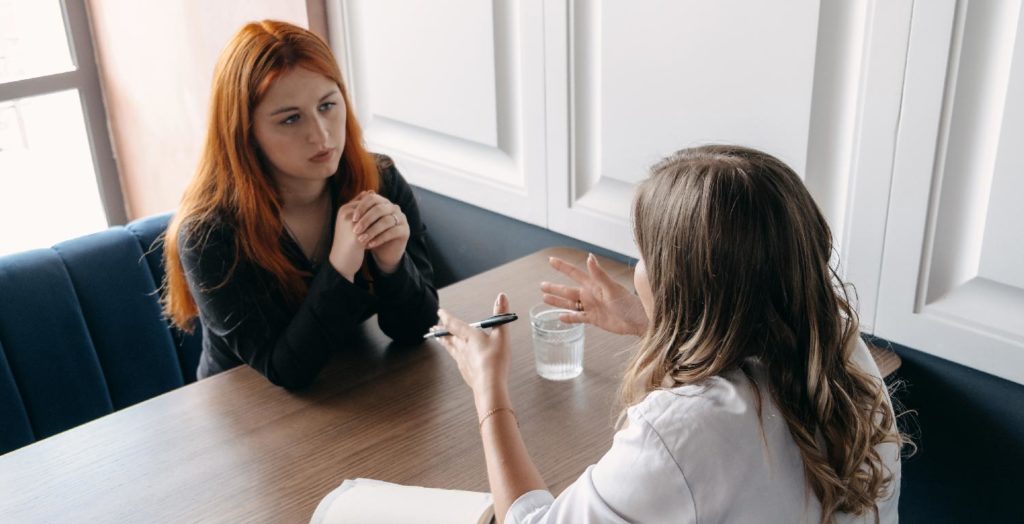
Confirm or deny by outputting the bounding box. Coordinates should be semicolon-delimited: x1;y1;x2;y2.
328;202;365;282
541;254;648;336
435;293;513;403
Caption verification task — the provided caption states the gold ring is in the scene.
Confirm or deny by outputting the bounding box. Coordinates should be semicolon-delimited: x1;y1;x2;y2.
575;300;583;312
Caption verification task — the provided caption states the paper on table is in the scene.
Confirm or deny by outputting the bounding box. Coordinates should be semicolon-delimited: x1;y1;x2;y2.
310;478;495;524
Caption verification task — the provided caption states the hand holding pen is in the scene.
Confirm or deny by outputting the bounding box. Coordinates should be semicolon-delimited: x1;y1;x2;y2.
433;293;515;403
424;312;518;338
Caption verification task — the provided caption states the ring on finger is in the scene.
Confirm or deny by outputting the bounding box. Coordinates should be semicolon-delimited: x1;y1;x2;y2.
575;300;584;312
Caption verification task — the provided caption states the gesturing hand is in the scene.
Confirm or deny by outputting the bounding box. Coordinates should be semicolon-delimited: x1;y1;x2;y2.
435;293;512;397
350;191;409;274
540;254;648;336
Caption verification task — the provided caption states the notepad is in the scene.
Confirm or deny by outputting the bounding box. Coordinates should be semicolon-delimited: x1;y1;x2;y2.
309;478;495;524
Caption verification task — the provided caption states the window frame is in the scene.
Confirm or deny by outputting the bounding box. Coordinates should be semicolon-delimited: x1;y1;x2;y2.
0;0;125;225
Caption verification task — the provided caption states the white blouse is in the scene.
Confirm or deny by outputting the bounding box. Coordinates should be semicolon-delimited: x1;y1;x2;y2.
507;340;901;523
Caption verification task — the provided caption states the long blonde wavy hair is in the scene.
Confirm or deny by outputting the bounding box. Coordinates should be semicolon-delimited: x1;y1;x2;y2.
622;145;902;522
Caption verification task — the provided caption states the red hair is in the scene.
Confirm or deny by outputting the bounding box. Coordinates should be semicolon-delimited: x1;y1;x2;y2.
163;20;379;331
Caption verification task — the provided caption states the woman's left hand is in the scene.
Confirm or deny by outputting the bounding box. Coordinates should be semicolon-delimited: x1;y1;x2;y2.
436;293;512;399
350;191;409;274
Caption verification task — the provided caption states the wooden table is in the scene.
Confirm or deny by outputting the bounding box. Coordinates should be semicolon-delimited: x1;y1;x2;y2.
0;247;900;522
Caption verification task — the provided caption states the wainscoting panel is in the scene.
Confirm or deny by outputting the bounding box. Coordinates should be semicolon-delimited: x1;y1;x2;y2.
328;0;548;226
877;0;1024;384
545;0;822;258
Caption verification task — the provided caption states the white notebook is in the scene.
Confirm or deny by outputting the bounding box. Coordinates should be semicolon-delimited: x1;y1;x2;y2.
310;478;495;524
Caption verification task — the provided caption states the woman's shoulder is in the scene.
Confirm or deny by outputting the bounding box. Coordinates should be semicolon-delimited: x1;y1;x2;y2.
850;336;884;381
635;373;746;415
630;370;769;451
176;211;236;260
372;152;396;172
371;152;397;184
370;153;411;199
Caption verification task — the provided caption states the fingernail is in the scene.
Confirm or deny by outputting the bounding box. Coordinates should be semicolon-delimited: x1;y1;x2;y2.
359;235;367;241
588;253;595;261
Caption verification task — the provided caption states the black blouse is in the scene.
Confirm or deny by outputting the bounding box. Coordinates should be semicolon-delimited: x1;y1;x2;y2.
179;158;438;389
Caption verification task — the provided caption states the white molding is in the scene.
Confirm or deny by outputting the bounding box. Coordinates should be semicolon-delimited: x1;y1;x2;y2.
804;0;914;334
544;0;637;257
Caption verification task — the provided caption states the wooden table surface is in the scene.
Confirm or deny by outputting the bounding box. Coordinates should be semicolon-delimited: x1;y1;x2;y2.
0;247;900;523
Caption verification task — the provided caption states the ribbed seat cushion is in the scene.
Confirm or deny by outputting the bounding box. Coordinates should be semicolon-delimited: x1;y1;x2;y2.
0;249;114;442
0;340;33;452
126;213;204;383
54;228;183;409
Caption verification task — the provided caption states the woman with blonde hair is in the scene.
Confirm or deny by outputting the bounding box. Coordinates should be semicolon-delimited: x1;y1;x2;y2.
163;21;438;389
437;145;903;523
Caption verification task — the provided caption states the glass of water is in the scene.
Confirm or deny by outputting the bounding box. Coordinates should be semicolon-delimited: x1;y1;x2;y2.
530;304;585;380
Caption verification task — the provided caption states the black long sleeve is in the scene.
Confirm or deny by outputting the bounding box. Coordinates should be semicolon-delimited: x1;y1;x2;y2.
179;159;438;389
369;163;439;345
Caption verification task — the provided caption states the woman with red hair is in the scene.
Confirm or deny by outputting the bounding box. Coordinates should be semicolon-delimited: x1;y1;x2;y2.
162;20;438;389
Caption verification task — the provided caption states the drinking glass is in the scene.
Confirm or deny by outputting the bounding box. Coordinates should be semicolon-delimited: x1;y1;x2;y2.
529;304;585;380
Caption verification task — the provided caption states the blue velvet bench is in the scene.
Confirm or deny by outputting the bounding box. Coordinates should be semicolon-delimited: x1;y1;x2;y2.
0;213;202;455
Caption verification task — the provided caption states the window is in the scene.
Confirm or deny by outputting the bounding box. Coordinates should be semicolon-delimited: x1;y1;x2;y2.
0;0;123;256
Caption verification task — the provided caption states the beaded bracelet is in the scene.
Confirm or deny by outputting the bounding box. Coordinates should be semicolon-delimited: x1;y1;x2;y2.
478;407;518;429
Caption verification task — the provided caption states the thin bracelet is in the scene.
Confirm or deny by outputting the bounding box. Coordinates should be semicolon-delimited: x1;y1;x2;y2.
478;407;518;430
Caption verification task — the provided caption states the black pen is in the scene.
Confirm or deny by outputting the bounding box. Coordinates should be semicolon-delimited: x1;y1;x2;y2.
424;313;518;338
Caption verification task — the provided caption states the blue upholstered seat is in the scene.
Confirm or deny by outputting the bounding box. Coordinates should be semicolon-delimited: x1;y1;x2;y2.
0;213;203;455
0;248;116;442
54;228;184;408
0;339;34;453
125;213;204;383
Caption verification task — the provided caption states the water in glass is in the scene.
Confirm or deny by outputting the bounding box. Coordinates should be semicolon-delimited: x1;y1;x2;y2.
530;306;584;380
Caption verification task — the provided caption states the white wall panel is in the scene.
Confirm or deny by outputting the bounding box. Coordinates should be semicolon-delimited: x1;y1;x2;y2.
877;0;1024;385
546;0;913;333
328;0;547;226
355;1;498;148
599;2;818;181
547;0;821;257
978;24;1024;291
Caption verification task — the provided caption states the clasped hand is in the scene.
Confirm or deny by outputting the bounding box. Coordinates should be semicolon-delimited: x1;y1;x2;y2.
328;190;409;281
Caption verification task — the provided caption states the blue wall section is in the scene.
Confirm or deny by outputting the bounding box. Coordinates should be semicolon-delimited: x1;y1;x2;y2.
412;185;1024;524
